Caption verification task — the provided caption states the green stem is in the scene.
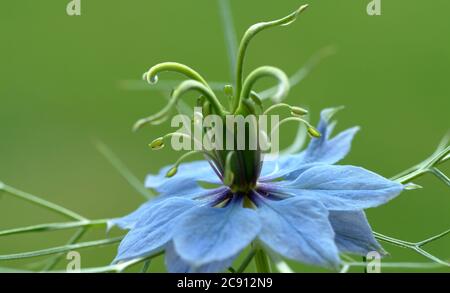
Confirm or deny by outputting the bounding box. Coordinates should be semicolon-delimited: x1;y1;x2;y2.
140;260;152;273
74;251;164;273
393;145;449;184
254;249;271;273
416;228;450;246
237;249;256;273
0;237;123;261
430;168;450;186
2;184;86;221
373;231;450;267
0;219;108;237
43;228;88;271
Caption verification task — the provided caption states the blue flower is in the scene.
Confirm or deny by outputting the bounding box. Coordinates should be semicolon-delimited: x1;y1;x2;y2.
111;5;404;272
111;108;403;272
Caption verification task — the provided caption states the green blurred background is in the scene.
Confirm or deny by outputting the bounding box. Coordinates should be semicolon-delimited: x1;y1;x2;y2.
0;0;448;272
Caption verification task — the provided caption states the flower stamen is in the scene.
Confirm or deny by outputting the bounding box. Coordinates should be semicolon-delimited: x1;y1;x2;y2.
272;116;321;139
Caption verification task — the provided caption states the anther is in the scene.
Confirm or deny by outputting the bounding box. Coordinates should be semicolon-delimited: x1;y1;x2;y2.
149;137;165;150
307;126;321;138
290;106;308;116
166;167;178;178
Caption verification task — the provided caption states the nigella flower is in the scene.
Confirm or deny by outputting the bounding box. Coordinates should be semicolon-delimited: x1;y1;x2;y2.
111;5;403;272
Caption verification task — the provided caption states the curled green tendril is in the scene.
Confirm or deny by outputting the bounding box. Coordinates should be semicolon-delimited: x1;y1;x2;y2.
233;4;309;111
166;150;220;178
271;116;321;139
143;62;210;88
133;80;227;131
249;92;264;112
263;103;308;116
235;66;290;114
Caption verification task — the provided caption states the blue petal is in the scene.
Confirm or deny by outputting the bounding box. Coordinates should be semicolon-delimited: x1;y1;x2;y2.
329;210;385;256
260;107;359;181
259;160;282;179
113;197;200;263
259;161;319;183
111;160;226;231
275;164;403;210
108;200;155;230
253;195;340;268
109;187;228;230
303;125;360;165
173;197;261;267
165;242;236;273
304;107;359;164
145;160;221;197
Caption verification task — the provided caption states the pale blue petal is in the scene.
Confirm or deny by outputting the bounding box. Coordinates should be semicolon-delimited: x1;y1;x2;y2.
329;210;385;256
173;197;261;266
165;242;236;273
262;107;359;181
145;160;221;197
259;160;282;179
259;161;318;183
109;195;177;230
108;200;156;230
275;164;403;210
307;107;356;160
109;187;228;230
303;107;359;165
303;126;360;165
253;195;340;268
113;198;200;263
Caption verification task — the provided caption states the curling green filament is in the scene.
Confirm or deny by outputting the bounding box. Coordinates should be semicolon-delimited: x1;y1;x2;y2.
234;4;309;111
236;66;289;114
271;116;321;140
133;80;227;131
263;103;308;116
249;91;264;113
143;62;210;88
148;132;198;151
166;151;207;178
